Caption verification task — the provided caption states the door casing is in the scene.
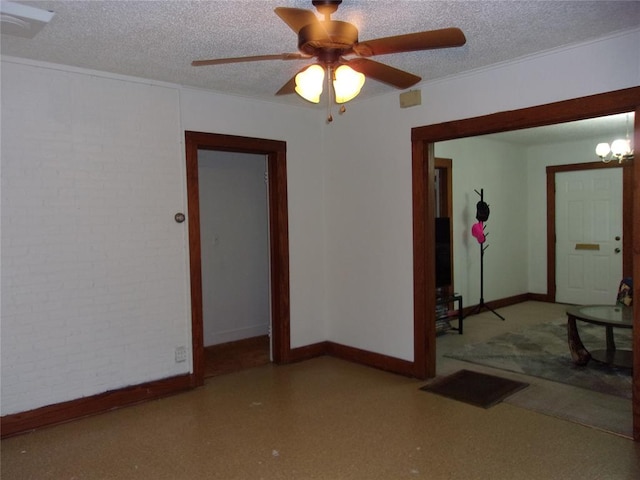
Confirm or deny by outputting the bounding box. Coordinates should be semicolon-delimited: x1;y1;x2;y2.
411;86;640;440
185;131;291;387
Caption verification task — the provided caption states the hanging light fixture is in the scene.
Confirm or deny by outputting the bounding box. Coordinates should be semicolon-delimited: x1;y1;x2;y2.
295;64;325;103
596;114;634;163
333;65;365;104
294;63;365;106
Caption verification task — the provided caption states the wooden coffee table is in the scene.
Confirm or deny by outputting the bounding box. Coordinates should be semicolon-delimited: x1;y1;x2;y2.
566;305;633;369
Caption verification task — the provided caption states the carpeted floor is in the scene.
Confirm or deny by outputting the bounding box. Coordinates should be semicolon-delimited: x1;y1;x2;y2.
444;319;632;399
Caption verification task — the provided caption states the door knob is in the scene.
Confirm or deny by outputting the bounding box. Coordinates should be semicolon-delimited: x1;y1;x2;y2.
615;236;621;241
614;248;621;254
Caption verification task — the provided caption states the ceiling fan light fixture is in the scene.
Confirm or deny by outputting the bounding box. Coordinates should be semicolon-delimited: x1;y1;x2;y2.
333;65;365;104
295;64;325;103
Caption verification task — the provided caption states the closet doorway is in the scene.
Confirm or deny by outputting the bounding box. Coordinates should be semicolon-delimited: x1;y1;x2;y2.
185;132;291;387
198;151;270;378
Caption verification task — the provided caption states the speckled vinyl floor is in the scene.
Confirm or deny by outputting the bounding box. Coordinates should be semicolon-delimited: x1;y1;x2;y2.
2;302;639;479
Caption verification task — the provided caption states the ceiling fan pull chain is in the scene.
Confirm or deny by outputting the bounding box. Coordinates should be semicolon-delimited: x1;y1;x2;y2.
326;66;333;123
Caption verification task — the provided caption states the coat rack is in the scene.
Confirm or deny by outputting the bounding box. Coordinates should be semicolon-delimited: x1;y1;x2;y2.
466;188;505;321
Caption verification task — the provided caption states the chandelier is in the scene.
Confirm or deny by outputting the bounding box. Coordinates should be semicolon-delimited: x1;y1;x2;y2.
596;114;634;163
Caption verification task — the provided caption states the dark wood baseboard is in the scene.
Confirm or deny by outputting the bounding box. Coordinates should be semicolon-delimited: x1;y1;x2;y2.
461;293;533;317
528;292;554;303
290;341;414;377
287;341;330;363
2;293;541;438
1;374;193;439
326;342;416;377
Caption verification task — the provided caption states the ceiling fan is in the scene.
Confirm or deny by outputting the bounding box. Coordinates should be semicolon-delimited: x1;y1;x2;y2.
192;0;466;106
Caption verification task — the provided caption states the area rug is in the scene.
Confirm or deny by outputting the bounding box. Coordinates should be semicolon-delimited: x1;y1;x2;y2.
420;369;529;408
444;319;632;400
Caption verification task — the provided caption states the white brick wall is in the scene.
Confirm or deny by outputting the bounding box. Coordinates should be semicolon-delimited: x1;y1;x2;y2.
1;62;191;414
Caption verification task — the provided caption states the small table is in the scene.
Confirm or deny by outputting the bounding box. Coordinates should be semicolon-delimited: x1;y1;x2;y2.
566;305;633;369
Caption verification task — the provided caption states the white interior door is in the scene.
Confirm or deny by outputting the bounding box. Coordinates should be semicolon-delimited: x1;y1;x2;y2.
555;168;622;305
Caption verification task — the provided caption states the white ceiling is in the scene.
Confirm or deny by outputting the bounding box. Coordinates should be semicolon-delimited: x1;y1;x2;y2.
2;0;639;106
482;112;635;146
1;1;638;143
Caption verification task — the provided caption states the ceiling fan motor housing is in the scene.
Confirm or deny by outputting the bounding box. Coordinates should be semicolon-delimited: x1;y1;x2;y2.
298;20;358;61
312;0;342;17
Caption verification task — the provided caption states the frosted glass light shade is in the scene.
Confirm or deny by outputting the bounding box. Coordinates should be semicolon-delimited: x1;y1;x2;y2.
295;65;324;103
333;65;365;104
610;138;631;157
595;142;611;158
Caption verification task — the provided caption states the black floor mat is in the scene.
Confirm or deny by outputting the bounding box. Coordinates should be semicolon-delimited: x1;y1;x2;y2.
420;369;529;408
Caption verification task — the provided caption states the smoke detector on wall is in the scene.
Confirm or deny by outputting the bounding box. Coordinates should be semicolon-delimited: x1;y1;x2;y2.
1;1;55;39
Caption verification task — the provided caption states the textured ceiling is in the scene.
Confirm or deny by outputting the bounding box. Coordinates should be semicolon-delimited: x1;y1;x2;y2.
1;1;638;146
2;0;639;108
482;112;635;146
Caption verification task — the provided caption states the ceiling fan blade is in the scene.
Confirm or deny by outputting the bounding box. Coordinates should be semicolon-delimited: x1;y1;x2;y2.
274;7;319;34
353;28;466;57
275;74;298;96
192;53;308;67
346;58;421;89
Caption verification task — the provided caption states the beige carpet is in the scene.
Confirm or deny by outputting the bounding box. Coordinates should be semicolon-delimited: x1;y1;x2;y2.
436;301;633;438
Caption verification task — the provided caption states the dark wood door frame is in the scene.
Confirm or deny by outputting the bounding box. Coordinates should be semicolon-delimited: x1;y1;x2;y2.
546;161;633;302
411;86;640;440
435;158;454;299
185;131;291;387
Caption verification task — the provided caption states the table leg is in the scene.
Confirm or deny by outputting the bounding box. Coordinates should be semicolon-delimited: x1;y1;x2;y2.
567;315;591;366
605;326;616;351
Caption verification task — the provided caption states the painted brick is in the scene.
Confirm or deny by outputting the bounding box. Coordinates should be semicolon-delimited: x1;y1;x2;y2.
1;61;191;415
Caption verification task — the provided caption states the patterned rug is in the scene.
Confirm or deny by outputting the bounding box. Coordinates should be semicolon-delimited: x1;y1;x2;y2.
445;319;632;399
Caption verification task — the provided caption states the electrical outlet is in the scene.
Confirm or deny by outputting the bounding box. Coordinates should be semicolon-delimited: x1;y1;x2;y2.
175;346;187;363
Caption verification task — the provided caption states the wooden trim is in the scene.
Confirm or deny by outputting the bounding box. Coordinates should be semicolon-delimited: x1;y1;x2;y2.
622;161;633;278
412;86;640;440
546;161;633;302
633;104;640;442
435;158;453;217
288;342;330;363
435;158;454;299
461;293;530;318
1;292;549;438
528;292;553;303
286;341;415;377
546;169;557;300
185;134;204;386
267;148;292;363
184;132;291;386
412;139;435;379
1;374;192;439
326;342;415;377
412;87;640;142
